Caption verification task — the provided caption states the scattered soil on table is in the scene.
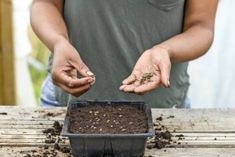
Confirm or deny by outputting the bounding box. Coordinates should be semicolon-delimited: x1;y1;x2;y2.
69;105;147;134
43;111;64;117
0;112;7;115
140;73;154;85
175;134;185;140
21;121;72;157
43;121;62;136
167;115;175;119
147;115;186;149
35;110;65;118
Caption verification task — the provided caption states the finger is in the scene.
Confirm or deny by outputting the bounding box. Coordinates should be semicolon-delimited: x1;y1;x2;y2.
122;84;136;93
122;70;141;85
69;84;91;97
70;58;95;77
156;61;171;88
59;83;91;97
54;71;94;88
122;74;136;85
119;85;126;91
134;77;161;93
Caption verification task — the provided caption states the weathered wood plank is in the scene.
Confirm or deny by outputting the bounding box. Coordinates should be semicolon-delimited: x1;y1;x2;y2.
1;147;235;157
1;108;235;132
152;109;235;132
0;147;70;157
1;107;235;156
145;148;235;157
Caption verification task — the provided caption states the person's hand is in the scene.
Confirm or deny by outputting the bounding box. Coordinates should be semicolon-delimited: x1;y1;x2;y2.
120;46;171;95
51;37;95;97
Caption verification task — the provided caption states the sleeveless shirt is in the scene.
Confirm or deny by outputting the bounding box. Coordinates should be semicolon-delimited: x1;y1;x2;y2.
48;0;189;108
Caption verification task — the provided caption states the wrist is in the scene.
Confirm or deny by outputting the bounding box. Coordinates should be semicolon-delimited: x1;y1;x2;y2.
53;35;69;53
152;45;173;61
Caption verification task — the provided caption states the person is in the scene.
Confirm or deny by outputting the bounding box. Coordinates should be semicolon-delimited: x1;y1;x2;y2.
31;0;217;108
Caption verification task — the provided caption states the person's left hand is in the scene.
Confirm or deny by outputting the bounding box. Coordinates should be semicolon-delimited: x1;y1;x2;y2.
120;46;171;95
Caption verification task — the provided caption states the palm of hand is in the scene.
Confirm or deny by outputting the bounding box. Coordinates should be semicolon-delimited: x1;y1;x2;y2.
120;47;171;94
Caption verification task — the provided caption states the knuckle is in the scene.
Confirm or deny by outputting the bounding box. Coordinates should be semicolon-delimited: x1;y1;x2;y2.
51;71;57;81
79;63;89;71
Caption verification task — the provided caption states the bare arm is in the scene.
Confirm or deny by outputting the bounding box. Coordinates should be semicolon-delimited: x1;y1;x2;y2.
31;0;95;97
121;0;218;94
31;0;67;51
158;0;218;62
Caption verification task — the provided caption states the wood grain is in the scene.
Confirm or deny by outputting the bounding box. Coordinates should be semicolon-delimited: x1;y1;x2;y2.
1;107;235;156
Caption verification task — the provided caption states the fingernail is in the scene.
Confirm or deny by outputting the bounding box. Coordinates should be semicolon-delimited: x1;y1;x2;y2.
87;71;94;76
167;80;170;88
87;78;94;83
90;79;96;85
120;85;125;90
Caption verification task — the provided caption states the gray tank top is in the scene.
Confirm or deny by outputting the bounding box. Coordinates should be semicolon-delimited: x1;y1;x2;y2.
49;0;189;108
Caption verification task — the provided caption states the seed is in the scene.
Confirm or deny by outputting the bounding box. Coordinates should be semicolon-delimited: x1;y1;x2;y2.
121;129;126;132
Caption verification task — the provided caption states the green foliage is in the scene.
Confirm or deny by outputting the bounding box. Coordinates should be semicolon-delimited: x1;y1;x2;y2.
28;64;47;104
28;26;49;104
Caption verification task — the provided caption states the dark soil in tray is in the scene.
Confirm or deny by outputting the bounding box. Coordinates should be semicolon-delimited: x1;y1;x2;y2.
69;105;148;134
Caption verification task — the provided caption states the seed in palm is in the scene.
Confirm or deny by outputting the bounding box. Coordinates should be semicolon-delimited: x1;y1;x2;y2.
140;73;154;85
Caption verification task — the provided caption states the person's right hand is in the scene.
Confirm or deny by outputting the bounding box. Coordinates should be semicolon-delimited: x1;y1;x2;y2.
51;37;95;97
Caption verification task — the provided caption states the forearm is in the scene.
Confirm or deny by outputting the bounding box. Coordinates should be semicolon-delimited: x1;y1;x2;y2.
30;0;67;52
156;24;214;63
154;0;217;63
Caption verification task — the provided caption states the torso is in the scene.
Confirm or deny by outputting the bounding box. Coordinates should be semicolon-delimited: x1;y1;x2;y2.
50;0;189;108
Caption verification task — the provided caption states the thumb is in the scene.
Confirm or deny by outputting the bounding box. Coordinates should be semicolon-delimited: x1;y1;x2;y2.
70;55;94;77
156;62;171;88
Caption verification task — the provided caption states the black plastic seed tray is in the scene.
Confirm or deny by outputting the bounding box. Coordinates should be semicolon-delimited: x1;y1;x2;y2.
61;100;154;157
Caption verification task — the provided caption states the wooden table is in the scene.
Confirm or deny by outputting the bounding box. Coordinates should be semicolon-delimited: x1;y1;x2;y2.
0;107;235;157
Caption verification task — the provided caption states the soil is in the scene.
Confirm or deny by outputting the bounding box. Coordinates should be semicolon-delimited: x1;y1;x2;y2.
147;115;186;150
0;112;7;115
140;73;154;85
69;105;147;134
21;121;72;157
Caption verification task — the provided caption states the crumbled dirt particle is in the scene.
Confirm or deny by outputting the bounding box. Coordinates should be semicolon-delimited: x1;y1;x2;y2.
156;116;163;121
147;114;186;150
0;112;7;115
176;134;185;140
21;121;72;157
167;115;175;119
